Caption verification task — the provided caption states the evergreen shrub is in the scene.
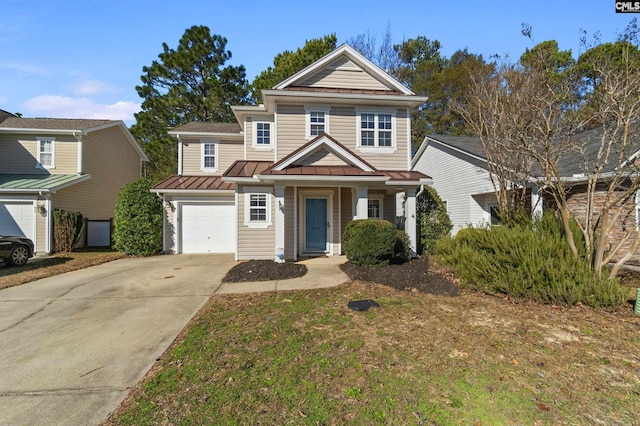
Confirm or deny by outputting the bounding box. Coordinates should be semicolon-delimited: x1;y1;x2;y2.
343;219;398;266
416;186;452;254
53;209;85;253
434;213;628;308
113;178;163;256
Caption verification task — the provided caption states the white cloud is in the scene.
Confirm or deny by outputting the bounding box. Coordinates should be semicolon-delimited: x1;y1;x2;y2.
71;79;115;95
22;95;140;125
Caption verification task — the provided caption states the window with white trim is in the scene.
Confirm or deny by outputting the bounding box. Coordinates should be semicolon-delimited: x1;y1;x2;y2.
37;137;55;169
201;142;217;170
254;121;271;146
244;188;272;228
367;195;384;219
357;111;395;148
305;107;330;138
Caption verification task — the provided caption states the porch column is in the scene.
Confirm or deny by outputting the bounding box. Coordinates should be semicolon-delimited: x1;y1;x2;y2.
405;188;417;253
275;185;285;262
531;186;543;218
355;186;368;219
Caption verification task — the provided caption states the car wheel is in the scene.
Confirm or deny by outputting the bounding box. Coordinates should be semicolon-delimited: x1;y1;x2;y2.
9;245;30;266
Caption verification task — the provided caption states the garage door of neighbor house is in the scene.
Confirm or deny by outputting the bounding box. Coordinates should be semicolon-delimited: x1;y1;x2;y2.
0;201;35;241
181;202;236;253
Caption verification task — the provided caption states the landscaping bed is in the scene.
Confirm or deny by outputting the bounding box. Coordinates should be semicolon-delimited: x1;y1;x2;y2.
222;260;308;283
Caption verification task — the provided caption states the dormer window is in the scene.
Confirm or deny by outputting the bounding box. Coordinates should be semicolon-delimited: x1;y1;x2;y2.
357;111;395;149
305;107;330;138
36;137;55;169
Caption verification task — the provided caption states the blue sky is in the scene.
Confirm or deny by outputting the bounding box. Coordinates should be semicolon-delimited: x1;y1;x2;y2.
0;0;633;125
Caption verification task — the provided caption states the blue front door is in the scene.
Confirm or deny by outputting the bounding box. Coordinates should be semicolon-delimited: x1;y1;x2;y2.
305;198;327;252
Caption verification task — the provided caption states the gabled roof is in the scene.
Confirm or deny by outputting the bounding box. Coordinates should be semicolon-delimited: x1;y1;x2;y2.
415;128;638;179
0;117;114;131
274;44;414;96
0;117;148;162
271;133;376;172
0;109;17;123
169;122;242;135
0;174;91;193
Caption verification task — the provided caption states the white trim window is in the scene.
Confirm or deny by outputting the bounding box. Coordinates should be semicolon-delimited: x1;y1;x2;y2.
201;142;218;171
305;107;330;138
367;195;384;218
253;121;272;147
36;137;55;169
244;188;272;228
356;111;396;150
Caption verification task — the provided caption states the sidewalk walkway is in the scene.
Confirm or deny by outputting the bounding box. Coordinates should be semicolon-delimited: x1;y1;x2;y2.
213;255;350;294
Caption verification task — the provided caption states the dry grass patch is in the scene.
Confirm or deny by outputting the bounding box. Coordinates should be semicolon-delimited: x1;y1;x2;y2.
0;250;127;290
106;277;640;425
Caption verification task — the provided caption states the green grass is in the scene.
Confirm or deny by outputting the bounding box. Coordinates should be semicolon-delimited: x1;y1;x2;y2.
108;283;640;425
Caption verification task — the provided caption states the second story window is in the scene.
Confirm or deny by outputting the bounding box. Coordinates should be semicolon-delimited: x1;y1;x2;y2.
37;137;55;169
254;122;271;146
201;142;217;171
305;107;330;138
357;111;395;149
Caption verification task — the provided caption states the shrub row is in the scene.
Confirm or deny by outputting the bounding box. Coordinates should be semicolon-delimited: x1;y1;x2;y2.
434;213;628;308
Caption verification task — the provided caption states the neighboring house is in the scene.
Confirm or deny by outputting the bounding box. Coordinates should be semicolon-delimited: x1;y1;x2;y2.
0;117;148;254
411;135;508;235
412;132;638;255
152;44;431;260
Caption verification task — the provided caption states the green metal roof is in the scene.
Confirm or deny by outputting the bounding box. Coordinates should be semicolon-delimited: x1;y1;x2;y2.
0;174;90;193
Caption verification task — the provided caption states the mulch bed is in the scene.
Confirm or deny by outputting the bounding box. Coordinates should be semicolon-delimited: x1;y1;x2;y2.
222;260;307;283
340;256;459;296
222;257;459;296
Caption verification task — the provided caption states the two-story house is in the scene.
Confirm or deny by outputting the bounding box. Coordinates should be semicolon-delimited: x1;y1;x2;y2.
0;114;148;254
152;44;431;260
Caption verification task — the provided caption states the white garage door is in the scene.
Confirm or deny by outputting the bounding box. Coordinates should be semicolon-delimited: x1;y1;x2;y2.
0;201;35;241
181;203;236;253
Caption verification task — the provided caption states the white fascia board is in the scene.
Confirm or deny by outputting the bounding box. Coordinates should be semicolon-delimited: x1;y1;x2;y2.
262;89;427;106
427;136;487;164
385;178;433;186
220;177;261;184
231;104;267;126
167;131;243;140
256;175;388;183
0;127;81;135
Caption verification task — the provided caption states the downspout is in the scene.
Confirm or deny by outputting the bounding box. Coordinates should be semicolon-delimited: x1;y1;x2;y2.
73;131;83;174
39;191;52;254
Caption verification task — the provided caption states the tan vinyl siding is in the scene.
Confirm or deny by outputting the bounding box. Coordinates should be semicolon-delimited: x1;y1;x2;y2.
356;108;409;171
35;204;47;254
298;58;390;91
383;193;396;223
163;196;176;253
341;187;353;235
181;138;243;175
275;104;305;160
327;106;354;143
51;125;142;220
237;185;275;260
285;187;295;260
0;134;78;174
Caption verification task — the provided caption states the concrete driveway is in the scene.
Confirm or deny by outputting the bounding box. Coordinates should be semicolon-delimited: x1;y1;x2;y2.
0;254;235;426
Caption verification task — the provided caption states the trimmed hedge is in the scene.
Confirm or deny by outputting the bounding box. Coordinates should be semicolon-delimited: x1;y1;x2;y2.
53;209;84;253
343;219;398;266
434;213;628;308
113;178;163;256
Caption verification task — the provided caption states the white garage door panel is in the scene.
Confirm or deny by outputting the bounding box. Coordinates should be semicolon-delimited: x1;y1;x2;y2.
181;203;235;253
0;202;35;241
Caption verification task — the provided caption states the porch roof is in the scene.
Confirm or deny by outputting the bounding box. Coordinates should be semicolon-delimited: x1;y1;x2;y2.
0;173;90;193
152;175;235;192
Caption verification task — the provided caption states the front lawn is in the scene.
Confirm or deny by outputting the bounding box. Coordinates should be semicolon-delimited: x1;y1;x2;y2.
106;274;640;424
